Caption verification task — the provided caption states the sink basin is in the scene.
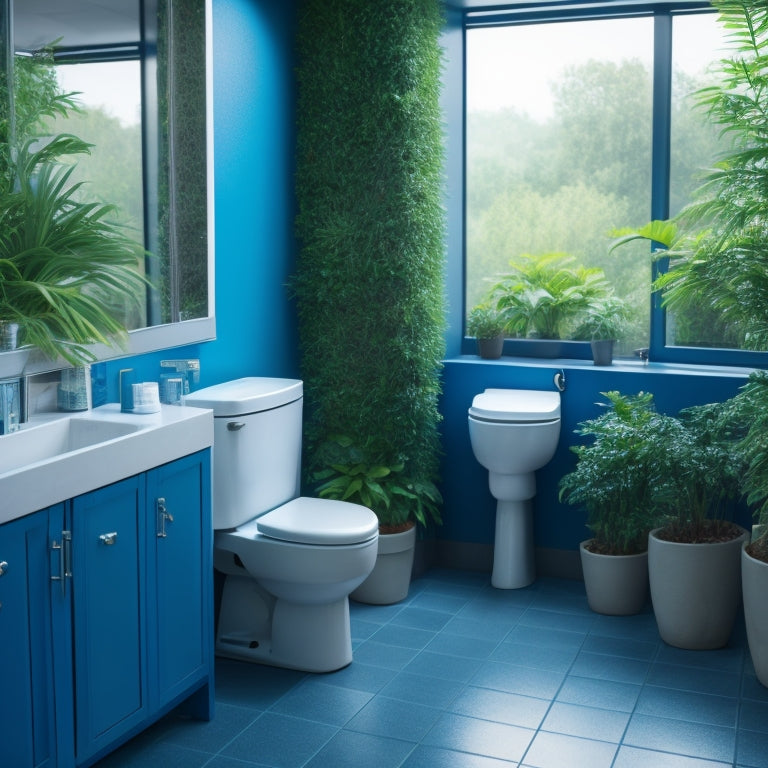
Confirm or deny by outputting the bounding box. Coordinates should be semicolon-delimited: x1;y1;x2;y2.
0;404;213;524
0;417;142;475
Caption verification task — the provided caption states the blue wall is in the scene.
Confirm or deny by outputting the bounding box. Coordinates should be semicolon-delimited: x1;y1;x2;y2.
102;0;756;561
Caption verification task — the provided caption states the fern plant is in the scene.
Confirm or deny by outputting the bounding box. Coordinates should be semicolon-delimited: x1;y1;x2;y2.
489;252;612;340
0;136;146;364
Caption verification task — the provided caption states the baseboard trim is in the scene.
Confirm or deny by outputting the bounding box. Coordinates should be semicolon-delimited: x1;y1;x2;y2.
414;540;583;582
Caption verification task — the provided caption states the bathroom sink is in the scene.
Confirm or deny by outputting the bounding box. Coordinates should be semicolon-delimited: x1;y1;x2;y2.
0;417;142;475
0;404;213;524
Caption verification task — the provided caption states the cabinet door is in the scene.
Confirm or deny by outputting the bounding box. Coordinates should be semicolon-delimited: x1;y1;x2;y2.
0;507;59;768
147;450;213;714
71;476;148;764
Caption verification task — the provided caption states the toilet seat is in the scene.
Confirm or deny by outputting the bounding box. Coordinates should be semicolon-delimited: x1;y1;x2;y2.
239;497;379;546
469;388;560;423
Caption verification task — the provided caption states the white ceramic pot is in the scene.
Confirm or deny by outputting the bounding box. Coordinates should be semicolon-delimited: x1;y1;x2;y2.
743;542;768;688
648;526;748;649
350;524;416;605
579;540;648;615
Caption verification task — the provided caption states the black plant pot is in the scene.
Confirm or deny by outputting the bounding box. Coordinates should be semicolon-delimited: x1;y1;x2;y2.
477;335;504;359
590;339;614;366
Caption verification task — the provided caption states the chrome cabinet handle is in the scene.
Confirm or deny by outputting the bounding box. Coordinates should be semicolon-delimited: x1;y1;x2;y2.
99;532;118;546
51;531;72;594
227;421;245;431
0;560;8;577
157;497;174;538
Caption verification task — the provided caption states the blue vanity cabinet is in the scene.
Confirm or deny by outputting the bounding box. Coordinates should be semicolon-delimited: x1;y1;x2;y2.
147;451;213;713
0;506;60;768
0;448;215;768
65;449;213;767
70;475;149;765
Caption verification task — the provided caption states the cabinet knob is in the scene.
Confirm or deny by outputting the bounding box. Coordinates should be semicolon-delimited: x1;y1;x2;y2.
0;560;8;576
99;532;118;546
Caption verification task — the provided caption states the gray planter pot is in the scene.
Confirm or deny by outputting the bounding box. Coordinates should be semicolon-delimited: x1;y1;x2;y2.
648;526;748;649
743;543;768;688
476;336;504;360
580;540;648;615
351;524;416;605
0;322;20;351
590;339;614;366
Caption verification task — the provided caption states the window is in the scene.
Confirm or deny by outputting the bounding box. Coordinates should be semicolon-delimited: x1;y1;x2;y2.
463;3;750;364
52;59;147;330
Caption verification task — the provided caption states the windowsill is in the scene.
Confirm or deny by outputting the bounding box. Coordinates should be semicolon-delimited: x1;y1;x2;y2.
445;354;755;379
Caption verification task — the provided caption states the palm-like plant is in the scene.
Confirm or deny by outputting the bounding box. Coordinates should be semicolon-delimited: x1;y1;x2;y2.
612;2;768;349
0;135;146;365
489;252;612;339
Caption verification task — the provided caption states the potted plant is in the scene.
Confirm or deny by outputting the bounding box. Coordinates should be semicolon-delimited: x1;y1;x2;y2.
573;295;631;366
0;136;147;365
726;371;768;687
647;399;748;650
467;303;506;359
313;435;442;605
488;252;612;357
559;391;664;615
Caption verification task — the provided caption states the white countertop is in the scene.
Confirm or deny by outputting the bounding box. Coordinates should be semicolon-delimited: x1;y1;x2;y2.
0;404;214;524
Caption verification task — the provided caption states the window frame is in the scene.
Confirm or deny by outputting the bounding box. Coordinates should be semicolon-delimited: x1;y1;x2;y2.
458;0;768;368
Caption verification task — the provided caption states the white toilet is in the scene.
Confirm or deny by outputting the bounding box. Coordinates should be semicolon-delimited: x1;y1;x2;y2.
468;388;561;589
185;377;379;673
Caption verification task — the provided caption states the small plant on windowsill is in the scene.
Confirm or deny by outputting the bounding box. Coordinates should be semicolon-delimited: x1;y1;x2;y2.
467;303;506;359
489;252;613;341
573;295;632;365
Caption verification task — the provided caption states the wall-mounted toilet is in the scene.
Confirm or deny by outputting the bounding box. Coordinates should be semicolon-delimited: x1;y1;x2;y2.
468;388;561;589
186;377;379;673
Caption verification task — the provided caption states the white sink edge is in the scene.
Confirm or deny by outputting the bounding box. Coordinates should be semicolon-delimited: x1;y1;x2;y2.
0;404;214;524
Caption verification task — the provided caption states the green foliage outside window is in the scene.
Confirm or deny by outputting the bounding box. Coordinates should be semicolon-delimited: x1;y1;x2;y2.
466;18;728;354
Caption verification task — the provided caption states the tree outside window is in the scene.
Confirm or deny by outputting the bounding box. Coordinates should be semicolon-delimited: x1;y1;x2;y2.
465;10;730;358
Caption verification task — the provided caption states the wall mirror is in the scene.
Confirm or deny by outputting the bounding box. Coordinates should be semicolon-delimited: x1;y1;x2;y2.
3;0;214;373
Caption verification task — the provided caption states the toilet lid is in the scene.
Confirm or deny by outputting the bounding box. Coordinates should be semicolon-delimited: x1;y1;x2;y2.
469;388;561;422
255;497;379;545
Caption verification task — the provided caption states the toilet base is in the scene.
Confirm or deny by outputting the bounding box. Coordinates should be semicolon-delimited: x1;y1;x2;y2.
215;575;353;672
492;499;535;589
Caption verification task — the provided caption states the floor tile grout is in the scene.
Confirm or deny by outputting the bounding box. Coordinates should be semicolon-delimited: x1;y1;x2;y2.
95;568;768;768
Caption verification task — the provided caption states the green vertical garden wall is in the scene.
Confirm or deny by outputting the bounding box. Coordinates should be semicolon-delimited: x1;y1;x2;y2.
293;0;446;529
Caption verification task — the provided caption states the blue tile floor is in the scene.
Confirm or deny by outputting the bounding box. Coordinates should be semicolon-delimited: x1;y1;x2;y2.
96;568;768;768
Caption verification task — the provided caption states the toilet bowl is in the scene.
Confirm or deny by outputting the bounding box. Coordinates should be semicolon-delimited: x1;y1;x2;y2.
468;388;561;589
185;378;379;673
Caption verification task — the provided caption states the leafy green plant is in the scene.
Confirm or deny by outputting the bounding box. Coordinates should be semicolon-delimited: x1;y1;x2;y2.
313;436;442;532
655;398;746;543
0;136;147;364
489;252;612;340
559;391;669;555
611;1;768;351
1;41;147;365
467;303;506;339
293;0;445;530
573;295;631;341
721;372;768;562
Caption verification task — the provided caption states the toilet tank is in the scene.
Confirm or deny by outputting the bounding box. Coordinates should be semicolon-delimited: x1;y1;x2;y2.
185;378;304;529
